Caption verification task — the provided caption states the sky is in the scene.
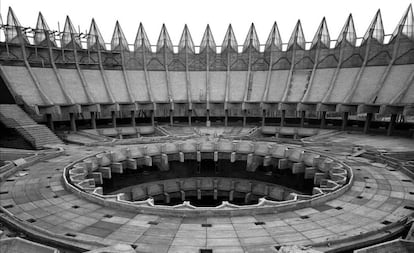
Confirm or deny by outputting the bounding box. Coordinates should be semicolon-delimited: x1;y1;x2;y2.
0;0;412;48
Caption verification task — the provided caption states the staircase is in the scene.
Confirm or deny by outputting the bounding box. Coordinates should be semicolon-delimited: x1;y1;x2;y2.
0;104;63;149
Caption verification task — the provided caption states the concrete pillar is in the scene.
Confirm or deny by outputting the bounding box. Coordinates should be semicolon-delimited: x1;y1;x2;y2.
131;111;136;127
90;112;96;129
341;112;348;131
245;192;251;204
157;154;169;171
164;192;170;204
262;112;265;127
69;113;77;132
151;111;155;126
387;114;397;136
197;151;201;162
46;114;54;131
320;111;326;129
364;113;373;134
246;154;260;172
111;111;117;128
300;111;305;128
196;162;201;174
280;110;285;127
214;151;218;162
230;152;236;163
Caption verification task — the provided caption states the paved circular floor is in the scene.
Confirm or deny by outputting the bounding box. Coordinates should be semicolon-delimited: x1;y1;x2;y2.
1;133;414;253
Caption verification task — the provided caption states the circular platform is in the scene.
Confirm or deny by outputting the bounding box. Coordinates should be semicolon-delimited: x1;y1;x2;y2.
0;130;413;252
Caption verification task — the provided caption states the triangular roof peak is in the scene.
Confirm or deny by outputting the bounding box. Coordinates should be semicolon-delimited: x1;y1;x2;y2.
265;22;283;52
200;24;216;53
62;16;81;48
34;12;56;46
6;7;29;44
243;23;260;52
336;14;357;47
311;17;330;49
221;24;238;52
362;9;384;44
287;20;306;50
134;23;152;52
111;21;129;51
178;24;195;54
87;18;106;50
156;24;173;52
391;4;413;41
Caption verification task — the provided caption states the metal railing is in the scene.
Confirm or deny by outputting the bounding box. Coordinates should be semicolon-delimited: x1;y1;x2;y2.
0;24;394;54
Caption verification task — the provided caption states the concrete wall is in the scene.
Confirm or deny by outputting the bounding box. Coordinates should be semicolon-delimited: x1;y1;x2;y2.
2;66;44;105
377;65;414;104
148;71;168;102
209;71;226;102
306;68;335;103
32;68;67;104
83;69;110;103
106;70;130;103
127;70;150;102
267;70;289;102
58;68;89;104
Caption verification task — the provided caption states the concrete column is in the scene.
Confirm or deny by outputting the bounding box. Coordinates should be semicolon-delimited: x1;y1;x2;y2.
341;112;348;131
111;111;117;128
387;114;397;136
90;111;97;129
280;110;285;127
151;111;155;126
262;111;265;127
364;113;373;134
131;111;136;127
196;162;201;174
46;114;54;131
300;111;305;128
69;113;77;132
320;111;326;129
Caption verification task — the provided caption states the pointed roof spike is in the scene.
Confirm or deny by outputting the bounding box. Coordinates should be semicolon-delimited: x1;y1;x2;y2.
221;24;238;51
336;14;357;47
243;23;260;52
134;23;151;52
287;20;306;50
311;17;331;49
34;12;56;46
362;10;384;44
87;18;106;50
62;16;81;48
391;4;414;41
200;24;216;53
178;24;195;54
156;24;173;52
111;21;129;51
6;7;29;44
265;22;283;52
